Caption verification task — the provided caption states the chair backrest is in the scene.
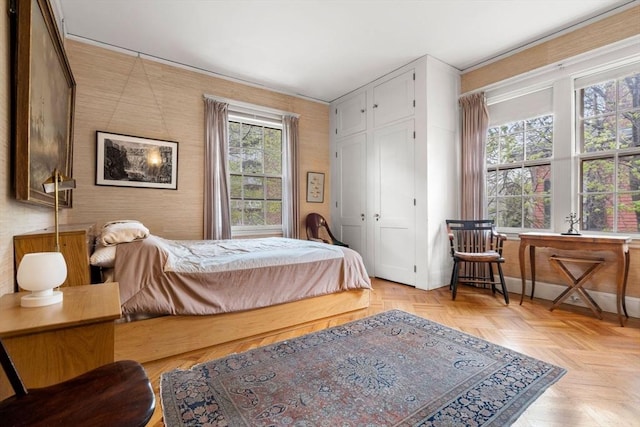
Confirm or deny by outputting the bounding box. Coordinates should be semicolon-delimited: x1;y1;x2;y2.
1;336;156;427
0;339;27;397
445;219;503;255
306;213;337;243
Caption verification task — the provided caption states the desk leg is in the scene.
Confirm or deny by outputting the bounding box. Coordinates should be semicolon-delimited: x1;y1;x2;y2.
519;242;527;305
529;246;536;301
623;250;630;319
615;247;629;327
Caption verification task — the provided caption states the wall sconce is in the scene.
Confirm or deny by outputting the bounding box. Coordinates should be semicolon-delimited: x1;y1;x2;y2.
15;169;76;307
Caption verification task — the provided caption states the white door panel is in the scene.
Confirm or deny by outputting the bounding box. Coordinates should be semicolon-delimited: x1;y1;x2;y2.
376;226;414;285
373;70;415;128
373;120;415;284
340;225;365;257
336;133;366;255
335;92;367;138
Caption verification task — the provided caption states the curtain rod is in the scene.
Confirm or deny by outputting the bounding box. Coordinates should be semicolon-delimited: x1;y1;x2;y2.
203;94;300;118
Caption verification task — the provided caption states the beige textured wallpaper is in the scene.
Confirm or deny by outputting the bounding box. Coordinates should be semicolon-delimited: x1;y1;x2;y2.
461;5;640;93
64;40;330;240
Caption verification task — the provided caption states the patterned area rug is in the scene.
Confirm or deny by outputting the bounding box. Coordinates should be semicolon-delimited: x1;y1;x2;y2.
160;310;565;426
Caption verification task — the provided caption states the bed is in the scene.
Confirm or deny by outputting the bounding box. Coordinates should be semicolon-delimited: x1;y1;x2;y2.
91;222;372;363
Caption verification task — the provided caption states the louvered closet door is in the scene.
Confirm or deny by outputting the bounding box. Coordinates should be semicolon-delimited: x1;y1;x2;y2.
373;119;416;285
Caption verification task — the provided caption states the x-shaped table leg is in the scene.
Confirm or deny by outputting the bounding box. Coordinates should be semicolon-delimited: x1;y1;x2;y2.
549;255;605;319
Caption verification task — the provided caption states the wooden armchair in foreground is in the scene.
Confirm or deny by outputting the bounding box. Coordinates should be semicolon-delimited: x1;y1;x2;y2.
0;339;155;427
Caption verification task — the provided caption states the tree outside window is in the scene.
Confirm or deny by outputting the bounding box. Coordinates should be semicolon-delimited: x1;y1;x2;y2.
486;114;553;229
229;120;283;228
578;71;640;233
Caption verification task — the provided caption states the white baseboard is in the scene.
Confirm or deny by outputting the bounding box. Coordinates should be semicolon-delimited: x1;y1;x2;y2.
504;276;640;319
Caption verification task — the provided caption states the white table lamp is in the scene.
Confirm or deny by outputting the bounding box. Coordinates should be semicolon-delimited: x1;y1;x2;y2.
17;252;67;307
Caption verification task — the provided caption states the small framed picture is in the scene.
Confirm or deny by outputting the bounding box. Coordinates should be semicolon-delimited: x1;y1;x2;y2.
306;172;325;203
96;131;178;189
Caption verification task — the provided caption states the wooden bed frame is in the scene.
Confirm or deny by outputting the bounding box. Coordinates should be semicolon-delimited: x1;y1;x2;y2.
114;288;370;363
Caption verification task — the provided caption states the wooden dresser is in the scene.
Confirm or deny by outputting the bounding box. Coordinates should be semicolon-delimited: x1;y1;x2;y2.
14;223;96;290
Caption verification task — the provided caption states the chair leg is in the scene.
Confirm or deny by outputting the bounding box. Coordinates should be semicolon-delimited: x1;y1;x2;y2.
488;264;496;294
449;261;455;291
497;263;509;305
451;261;460;300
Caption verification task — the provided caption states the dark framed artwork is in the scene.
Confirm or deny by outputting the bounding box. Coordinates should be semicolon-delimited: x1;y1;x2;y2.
306;172;325;203
13;0;76;207
96;131;179;190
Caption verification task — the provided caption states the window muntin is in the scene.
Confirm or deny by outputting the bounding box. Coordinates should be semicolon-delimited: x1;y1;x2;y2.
486;114;553;229
577;71;640;233
229;120;283;229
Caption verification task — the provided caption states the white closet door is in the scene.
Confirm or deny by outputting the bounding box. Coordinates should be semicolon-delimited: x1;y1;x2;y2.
336;133;367;256
373;70;415;128
335;92;367;138
373;119;415;285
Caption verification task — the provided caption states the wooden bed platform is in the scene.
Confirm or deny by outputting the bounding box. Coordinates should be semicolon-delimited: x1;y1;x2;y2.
114;288;370;363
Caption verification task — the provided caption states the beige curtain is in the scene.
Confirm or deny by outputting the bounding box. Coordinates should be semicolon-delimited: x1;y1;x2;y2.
204;98;231;240
282;116;300;238
459;92;489;219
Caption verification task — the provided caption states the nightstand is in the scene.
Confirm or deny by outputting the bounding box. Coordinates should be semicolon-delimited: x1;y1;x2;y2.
0;283;121;400
14;223;96;289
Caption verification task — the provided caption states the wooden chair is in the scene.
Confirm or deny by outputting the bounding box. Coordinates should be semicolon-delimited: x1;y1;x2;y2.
0;339;155;427
306;213;348;247
446;219;509;304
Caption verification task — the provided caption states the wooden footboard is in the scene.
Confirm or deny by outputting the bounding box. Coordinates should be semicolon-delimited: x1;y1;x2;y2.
115;289;370;363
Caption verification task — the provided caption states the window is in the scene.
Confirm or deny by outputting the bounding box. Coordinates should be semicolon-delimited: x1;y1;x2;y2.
486;88;554;229
486;115;553;229
228;115;283;231
484;44;639;236
577;70;640;233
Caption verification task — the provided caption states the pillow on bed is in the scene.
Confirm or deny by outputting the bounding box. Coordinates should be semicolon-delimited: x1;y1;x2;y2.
90;244;117;267
98;220;150;246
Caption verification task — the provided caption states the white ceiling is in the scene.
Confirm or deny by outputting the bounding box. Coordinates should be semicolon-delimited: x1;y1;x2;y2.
56;0;637;103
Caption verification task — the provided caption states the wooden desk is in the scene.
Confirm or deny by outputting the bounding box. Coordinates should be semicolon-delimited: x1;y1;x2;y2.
0;283;121;399
518;232;631;326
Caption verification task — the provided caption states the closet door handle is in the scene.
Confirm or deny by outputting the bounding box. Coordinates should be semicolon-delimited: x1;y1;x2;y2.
361;213;365;221
372;104;378;108
374;214;380;221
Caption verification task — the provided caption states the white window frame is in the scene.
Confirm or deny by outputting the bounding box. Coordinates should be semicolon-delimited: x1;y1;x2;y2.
486;87;554;232
228;112;284;236
575;65;640;233
481;37;640;237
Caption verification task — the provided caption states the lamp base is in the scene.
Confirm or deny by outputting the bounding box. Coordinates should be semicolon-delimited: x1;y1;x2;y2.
21;290;63;307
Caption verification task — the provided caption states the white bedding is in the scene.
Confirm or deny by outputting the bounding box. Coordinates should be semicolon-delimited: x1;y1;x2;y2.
156;237;345;273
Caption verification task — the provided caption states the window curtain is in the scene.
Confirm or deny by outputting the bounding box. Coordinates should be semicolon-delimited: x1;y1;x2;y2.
459;92;489;219
282;116;300;238
204;98;232;240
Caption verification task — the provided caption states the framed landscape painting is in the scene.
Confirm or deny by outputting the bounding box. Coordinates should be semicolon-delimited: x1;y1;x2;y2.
14;0;76;207
96;132;178;190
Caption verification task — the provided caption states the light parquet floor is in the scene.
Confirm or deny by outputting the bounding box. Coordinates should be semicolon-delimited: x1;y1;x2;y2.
143;278;640;426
